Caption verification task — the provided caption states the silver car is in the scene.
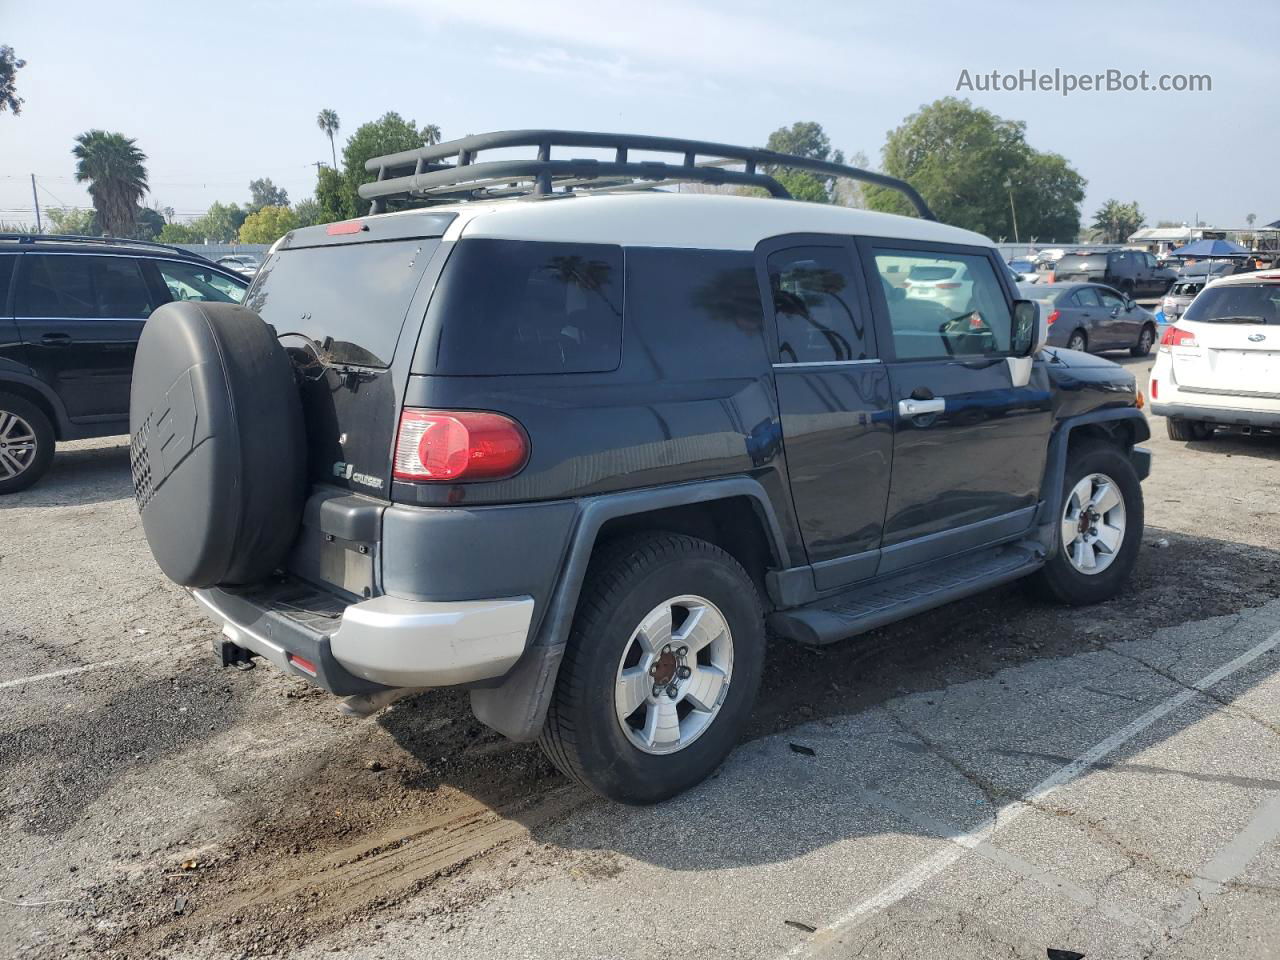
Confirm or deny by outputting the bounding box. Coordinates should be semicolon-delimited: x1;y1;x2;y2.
1162;279;1205;324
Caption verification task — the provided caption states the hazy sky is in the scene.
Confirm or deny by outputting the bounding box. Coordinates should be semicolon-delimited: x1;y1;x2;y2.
3;0;1276;232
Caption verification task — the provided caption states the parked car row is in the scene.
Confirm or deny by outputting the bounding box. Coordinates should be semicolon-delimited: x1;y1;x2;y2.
0;235;249;492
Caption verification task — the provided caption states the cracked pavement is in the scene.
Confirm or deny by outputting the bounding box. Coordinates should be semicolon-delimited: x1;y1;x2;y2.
5;356;1280;960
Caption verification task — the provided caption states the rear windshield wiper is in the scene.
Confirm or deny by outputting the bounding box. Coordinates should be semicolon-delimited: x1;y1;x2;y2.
1203;315;1266;324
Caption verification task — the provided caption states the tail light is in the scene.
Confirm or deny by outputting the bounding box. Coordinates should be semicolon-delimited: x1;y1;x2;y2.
936;282;961;289
1159;326;1198;352
393;409;528;482
1150;379;1158;399
1047;309;1060;326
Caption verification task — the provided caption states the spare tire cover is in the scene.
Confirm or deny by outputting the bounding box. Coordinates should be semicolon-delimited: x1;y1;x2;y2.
129;301;306;588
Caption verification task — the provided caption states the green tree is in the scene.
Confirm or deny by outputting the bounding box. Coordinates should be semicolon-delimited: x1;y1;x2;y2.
292;198;323;227
248;177;289;213
189;201;246;242
317;108;340;169
764;121;845;203
239;205;298;244
865;97;1085;240
157;222;201;243
0;45;25;115
45;207;98;235
314;165;349;222
1091;200;1145;244
134;206;165;240
72;130;149;237
422;123;442;146
339;112;439;216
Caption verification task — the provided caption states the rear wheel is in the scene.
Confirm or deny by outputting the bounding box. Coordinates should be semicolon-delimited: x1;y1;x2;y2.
1166;418;1214;441
539;533;765;804
0;394;55;495
1131;323;1156;357
1032;441;1143;606
1067;329;1088;352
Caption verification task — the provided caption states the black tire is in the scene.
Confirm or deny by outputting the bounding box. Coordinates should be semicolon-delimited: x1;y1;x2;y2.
0;393;55;495
1130;323;1156;357
1166;418;1214;441
539;533;765;804
1032;441;1144;606
129;301;306;587
1067;329;1088;352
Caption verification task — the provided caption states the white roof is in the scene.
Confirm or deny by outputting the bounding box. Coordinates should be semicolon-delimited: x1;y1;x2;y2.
419;191;992;251
1207;269;1280;288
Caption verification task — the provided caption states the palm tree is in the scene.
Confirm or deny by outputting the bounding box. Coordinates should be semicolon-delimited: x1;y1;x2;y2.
422;123;442;146
72;130;148;237
317;108;340;169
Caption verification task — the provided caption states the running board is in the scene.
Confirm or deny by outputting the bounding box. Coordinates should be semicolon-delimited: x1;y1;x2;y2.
769;542;1045;646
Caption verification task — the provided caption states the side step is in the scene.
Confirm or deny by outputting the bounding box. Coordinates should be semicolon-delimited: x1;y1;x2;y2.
769;542;1044;646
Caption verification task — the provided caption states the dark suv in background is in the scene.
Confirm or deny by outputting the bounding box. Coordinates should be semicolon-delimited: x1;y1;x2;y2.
0;235;248;493
1054;249;1175;298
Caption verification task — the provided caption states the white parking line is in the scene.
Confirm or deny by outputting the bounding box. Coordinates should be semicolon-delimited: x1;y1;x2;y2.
788;626;1280;958
0;649;186;692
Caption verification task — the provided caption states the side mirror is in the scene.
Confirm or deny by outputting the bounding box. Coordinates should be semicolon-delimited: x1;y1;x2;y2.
1012;299;1046;357
1125;298;1137;311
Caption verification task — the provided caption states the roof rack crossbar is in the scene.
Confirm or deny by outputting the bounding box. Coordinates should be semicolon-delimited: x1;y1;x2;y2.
358;130;934;220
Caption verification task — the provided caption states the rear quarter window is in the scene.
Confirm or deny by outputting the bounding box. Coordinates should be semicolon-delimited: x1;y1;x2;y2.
426;239;623;376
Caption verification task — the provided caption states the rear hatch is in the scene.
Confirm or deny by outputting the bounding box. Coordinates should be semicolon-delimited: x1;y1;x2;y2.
1170;279;1280;398
1055;254;1107;282
245;214;454;496
244;214;453;598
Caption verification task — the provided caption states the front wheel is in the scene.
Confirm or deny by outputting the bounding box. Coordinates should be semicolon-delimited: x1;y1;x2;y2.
539;533;765;804
1032;441;1144;606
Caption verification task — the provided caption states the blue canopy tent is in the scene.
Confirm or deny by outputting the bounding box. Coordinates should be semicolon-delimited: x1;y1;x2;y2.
1168;238;1251;258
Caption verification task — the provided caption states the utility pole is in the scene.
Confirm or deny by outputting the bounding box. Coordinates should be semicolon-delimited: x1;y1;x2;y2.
30;174;42;232
312;160;328;177
1004;179;1019;244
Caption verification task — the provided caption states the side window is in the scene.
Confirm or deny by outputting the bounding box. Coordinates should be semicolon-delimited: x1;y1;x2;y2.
767;245;870;363
0;255;16;314
871;249;1013;360
155;260;246;304
1098;289;1126;312
431;239;623;375
1071;287;1100;308
16;255;153;319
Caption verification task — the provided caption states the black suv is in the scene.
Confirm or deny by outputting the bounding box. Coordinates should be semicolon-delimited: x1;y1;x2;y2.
129;132;1150;803
1054;248;1175;298
0;235;248;492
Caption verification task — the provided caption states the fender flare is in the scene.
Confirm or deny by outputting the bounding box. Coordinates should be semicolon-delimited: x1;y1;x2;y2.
469;476;789;742
1036;406;1151;535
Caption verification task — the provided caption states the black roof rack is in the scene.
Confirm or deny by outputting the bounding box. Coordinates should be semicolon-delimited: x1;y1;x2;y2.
0;233;218;263
359;130;935;220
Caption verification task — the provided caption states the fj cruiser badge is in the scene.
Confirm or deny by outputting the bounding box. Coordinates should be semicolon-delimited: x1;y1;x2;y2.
351;471;384;490
333;461;354;479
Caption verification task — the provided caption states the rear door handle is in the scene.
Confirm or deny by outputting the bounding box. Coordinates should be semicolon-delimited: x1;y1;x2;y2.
898;397;946;416
40;333;72;346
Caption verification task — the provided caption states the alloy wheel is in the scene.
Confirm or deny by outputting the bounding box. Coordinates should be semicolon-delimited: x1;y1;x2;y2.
614;595;734;755
0;410;37;481
1061;472;1127;575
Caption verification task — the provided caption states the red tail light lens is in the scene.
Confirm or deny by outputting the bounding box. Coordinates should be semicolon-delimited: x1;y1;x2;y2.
1159;326;1198;351
1047;309;1060;326
393;409;528;482
936;282;961;289
1150;379;1158;399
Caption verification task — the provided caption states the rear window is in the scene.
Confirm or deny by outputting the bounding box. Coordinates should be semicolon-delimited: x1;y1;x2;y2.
907;265;959;281
426;239;623;376
1172;281;1203;296
245;239;439;368
1056;255;1106;273
1182;283;1280;325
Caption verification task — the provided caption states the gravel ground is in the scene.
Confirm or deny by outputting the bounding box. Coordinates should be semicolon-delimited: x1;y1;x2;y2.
3;354;1280;959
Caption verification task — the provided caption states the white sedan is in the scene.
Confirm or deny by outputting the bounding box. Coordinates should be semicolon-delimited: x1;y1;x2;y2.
903;262;974;315
1149;269;1280;440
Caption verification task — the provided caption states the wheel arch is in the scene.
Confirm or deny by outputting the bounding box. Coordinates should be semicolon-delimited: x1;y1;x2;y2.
0;374;69;440
469;477;788;742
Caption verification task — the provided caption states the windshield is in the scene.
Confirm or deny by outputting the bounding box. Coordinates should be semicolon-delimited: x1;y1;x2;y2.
244;239;440;367
1182;283;1280;325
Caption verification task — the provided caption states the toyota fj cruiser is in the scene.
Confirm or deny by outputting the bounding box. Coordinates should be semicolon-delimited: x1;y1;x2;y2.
129;131;1150;803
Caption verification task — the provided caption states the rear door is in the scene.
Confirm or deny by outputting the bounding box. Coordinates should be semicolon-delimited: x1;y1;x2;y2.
861;239;1052;572
13;253;157;423
763;236;892;588
1065;286;1100;346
